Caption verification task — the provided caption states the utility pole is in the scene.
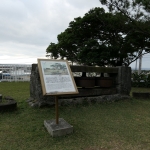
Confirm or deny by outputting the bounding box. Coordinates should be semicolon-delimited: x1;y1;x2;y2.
138;55;142;74
135;52;138;72
135;59;137;71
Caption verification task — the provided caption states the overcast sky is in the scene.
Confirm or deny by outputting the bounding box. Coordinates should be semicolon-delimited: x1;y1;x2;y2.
0;0;149;69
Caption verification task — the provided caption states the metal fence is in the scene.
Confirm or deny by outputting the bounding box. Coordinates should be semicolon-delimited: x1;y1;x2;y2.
0;64;31;82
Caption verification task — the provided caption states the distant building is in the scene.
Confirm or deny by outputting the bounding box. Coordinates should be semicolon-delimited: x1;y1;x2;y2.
0;64;31;81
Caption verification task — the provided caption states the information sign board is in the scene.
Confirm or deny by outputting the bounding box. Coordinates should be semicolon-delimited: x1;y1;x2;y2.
38;59;78;95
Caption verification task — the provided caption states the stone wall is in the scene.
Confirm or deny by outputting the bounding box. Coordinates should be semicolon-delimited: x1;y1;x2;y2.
116;66;131;95
29;64;55;107
28;64;131;107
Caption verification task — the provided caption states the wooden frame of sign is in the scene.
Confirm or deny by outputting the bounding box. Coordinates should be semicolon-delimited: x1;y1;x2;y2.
37;59;79;124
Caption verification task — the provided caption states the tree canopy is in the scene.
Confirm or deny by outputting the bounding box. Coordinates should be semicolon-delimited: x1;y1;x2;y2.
46;6;150;66
99;0;150;20
99;0;150;43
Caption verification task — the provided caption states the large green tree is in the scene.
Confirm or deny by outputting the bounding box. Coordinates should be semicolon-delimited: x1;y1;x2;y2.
46;7;150;66
99;0;150;50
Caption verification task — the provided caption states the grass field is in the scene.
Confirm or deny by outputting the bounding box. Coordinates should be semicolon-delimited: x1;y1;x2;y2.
0;82;150;150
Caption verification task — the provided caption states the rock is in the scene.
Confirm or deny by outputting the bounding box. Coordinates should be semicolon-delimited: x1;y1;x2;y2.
0;99;17;111
26;97;34;102
4;96;14;100
0;94;2;102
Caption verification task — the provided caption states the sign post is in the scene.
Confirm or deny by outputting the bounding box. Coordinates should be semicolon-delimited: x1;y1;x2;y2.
37;59;78;137
55;95;59;124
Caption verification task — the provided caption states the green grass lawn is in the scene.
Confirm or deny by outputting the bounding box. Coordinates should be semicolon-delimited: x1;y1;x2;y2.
0;82;150;150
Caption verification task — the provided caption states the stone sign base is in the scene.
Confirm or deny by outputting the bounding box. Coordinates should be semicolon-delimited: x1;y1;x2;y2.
44;118;73;137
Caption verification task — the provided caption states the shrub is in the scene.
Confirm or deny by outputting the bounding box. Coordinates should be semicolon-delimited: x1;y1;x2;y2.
132;72;150;87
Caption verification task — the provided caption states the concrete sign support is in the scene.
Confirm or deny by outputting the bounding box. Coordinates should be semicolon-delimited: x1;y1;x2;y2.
37;59;78;137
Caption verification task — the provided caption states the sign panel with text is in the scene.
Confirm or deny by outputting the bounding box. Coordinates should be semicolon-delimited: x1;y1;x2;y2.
37;59;78;95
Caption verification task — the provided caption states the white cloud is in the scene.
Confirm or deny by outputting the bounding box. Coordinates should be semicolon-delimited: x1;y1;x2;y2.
0;0;103;65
